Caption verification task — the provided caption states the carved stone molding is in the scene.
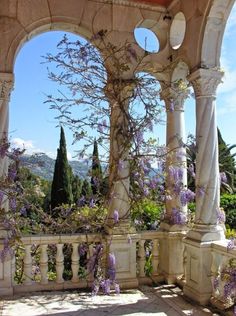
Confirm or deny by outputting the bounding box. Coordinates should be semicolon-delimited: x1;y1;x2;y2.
161;85;188;111
0;73;14;103
188;68;223;98
94;0;166;12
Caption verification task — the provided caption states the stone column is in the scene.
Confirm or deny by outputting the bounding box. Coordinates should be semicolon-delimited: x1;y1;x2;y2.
0;72;14;296
104;78;139;289
0;73;14;178
105;79;135;233
158;85;188;284
183;68;224;305
187;68;224;240
160;85;188;227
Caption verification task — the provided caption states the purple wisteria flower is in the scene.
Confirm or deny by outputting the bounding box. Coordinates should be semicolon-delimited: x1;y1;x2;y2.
216;208;225;224
9;198;16;211
113;210;119;224
89;198;95;208
8;168;17;181
107;252;116;281
227;238;235;252
0;140;9;158
196;186;206;197
169;100;175;112
180;189;195;206
220;172;227;184
0;190;4;204
118;160;125;172
188;164;195;178
170;208;187;225
136;131;144;145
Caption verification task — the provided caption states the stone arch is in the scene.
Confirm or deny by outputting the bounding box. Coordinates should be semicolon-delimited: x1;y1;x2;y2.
201;0;235;68
7;23;94;74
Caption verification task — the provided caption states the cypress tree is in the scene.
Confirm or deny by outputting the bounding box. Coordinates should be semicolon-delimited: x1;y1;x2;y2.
91;139;103;196
51;127;73;210
81;178;92;200
72;174;82;203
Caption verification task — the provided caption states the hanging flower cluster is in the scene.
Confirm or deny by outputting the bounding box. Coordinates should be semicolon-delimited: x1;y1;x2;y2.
214;259;236;304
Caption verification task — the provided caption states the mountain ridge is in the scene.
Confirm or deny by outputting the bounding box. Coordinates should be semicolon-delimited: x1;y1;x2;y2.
20;153;90;180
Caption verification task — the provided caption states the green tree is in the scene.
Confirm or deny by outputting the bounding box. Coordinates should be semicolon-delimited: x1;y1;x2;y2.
187;130;236;193
91;139;103;196
72;174;82;203
81;179;92;201
51;127;73;210
218;128;236;193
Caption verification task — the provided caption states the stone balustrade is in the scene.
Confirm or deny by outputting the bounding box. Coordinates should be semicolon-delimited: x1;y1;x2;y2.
10;231;236;310
14;234;103;294
210;240;236;310
12;231;166;294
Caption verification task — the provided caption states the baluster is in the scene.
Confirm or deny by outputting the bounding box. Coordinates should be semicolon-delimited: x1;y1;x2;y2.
56;243;64;283
71;243;79;283
152;239;159;276
182;245;187;282
218;255;229;301
40;244;48;284
138;240;146;278
88;244;94;282
11;250;16;285
23;244;32;285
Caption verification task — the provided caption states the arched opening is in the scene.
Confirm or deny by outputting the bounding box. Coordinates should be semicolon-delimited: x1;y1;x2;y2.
169;12;186;50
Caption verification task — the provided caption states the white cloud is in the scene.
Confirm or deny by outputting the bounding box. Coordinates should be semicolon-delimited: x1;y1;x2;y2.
11;137;56;157
10;137;74;160
44;151;57;159
11;138;35;151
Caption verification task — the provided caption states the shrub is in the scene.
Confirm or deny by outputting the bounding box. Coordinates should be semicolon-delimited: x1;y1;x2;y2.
220;194;236;229
131;199;163;231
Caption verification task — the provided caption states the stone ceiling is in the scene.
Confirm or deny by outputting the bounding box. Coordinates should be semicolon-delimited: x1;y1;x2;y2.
133;0;173;8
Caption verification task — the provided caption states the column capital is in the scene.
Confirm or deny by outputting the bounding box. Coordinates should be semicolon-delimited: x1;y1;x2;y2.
160;83;189;111
188;68;223;98
0;72;14;103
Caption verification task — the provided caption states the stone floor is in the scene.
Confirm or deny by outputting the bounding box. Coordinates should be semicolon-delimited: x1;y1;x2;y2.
0;284;224;316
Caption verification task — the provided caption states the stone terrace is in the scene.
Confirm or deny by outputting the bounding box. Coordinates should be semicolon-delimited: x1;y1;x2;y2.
0;285;224;316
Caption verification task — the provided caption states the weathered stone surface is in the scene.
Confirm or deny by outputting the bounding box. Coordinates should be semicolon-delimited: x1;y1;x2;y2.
17;0;50;31
0;0;17;18
112;5;142;32
48;0;85;24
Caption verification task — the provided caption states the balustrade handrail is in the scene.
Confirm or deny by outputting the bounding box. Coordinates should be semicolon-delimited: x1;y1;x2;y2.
20;233;103;245
211;239;236;257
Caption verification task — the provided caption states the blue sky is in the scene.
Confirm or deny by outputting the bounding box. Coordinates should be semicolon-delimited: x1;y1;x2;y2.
9;4;236;160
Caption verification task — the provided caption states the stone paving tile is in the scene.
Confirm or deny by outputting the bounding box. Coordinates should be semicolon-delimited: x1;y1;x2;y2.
0;285;222;316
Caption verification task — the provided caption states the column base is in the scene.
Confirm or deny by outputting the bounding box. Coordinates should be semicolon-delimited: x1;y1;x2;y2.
106;233;139;288
160;222;188;232
187;224;225;242
183;237;214;305
183;284;212;305
158;227;187;284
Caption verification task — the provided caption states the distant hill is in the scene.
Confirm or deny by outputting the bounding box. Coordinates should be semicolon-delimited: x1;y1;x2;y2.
20;153;90;181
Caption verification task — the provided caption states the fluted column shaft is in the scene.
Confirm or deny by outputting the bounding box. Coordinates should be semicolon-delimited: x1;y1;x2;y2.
161;86;188;220
0;73;14;178
188;68;223;226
